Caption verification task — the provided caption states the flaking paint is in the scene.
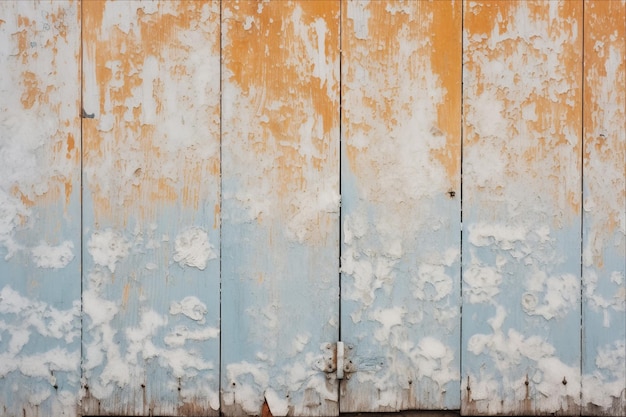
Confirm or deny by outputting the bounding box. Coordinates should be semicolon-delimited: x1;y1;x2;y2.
1;1;624;416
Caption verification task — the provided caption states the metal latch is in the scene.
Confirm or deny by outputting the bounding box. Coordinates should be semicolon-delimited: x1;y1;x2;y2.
322;342;355;380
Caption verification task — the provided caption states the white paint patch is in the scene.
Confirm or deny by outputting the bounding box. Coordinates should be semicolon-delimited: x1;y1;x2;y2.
224;362;269;414
370;306;405;342
265;388;289;416
347;0;371;40
413;264;453;301
412;337;459;390
31;240;74;269
87;229;130;273
173;227;216;270
83;274;217;399
582;340;626;408
469;223;527;251
464;263;502;304
164;325;219;348
0;285;80;413
169;296;208;323
522;272;579;320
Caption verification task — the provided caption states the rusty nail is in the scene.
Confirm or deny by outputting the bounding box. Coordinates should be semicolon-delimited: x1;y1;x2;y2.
525;380;529;386
448;191;456;198
562;377;567;385
466;385;471;391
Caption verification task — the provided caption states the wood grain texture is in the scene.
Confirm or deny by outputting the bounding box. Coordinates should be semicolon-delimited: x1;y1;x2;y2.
461;1;583;415
221;1;340;415
0;2;81;416
81;1;221;415
340;0;462;412
582;1;626;415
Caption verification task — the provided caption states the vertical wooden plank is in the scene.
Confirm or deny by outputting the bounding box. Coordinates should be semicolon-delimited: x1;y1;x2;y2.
0;1;81;416
340;0;461;412
81;1;221;415
582;1;626;415
221;1;340;415
462;1;582;415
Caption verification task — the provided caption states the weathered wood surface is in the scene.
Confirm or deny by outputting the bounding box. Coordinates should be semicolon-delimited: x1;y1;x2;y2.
461;1;583;415
81;1;221;415
340;0;462;412
221;1;340;416
582;1;626;416
0;2;81;416
0;1;624;416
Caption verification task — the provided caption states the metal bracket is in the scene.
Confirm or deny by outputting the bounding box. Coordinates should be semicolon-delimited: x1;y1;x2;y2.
321;342;355;380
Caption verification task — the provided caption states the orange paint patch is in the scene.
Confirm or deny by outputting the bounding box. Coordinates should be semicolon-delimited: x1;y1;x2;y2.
83;1;220;225
342;1;461;194
224;0;339;203
464;1;583;217
20;71;39;109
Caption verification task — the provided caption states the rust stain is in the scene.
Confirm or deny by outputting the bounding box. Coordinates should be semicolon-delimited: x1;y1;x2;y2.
83;1;220;224
224;0;339;205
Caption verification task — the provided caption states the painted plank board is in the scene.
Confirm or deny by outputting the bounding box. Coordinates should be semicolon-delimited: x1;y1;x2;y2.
461;1;583;415
81;1;221;415
582;1;626;415
0;2;81;416
221;1;340;416
340;0;462;412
